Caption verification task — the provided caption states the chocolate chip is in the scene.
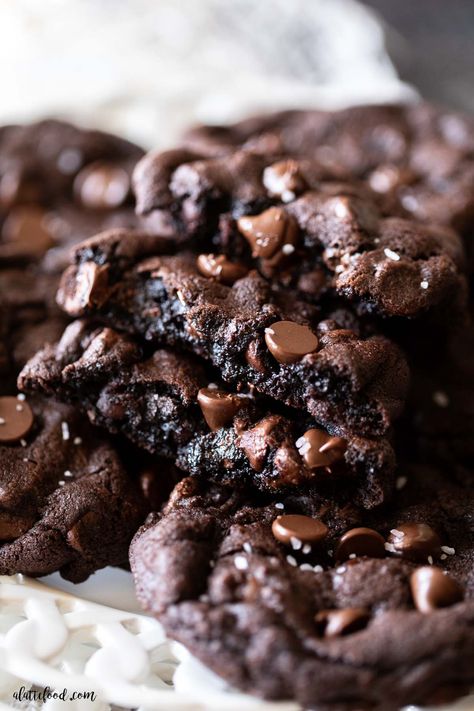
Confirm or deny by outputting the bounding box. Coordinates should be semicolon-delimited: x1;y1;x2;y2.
198;388;247;431
296;428;346;469
237;206;298;259
0;396;34;443
238;415;280;471
315;608;370;637
264;320;318;364
74;161;130;210
387;523;442;562
1;206;54;257
272;514;328;546
410;566;463;613
262;160;307;202
335;527;386;562
196;253;248;285
63;261;110;314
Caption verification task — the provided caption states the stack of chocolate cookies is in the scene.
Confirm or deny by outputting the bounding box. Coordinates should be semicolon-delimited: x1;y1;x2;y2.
2;104;473;710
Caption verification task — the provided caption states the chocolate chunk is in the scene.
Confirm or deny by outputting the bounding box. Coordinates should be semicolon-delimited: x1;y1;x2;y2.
315;608;370;637
197;387;247;431
0;396;34;443
74;161;130;210
271;513;328;545
1;206;54;258
335;527;386;561
387;523;442;562
264;320;318;364
262;159;307;202
196;253;248;285
410;566;463;613
296;428;346;469
237;207;298;259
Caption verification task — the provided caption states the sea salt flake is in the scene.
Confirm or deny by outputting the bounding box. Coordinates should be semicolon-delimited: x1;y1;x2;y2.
282;243;295;255
313;565;324;573
234;555;248;571
17;393;26;401
384;542;397;553
290;537;302;551
20;439;27;447
61;421;70;440
420;281;429;290
243;542;252;554
299;563;313;572
64;470;73;478
384;248;400;261
441;546;455;555
427;555;434;565
73;437;82;445
275;502;284;510
302;544;312;555
286;555;298;567
390;529;404;538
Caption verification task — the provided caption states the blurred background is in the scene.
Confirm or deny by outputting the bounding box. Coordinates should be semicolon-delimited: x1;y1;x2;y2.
0;0;471;148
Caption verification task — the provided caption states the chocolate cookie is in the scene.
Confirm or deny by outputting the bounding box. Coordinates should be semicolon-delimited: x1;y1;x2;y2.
56;230;409;437
0;393;148;582
19;321;396;507
0;119;142;213
132;145;468;324
0;119;143;385
182;103;474;259
131;464;474;711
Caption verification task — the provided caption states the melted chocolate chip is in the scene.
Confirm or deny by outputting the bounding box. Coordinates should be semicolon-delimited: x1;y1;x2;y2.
272;514;328;545
387;523;442;562
315;608;370;637
196;253;248;285
0;397;34;443
237;206;298;259
264;320;318;365
262;159;307;202
74;161;130;210
198;388;247;431
410;566;463;613
297;428;346;469
335;527;386;562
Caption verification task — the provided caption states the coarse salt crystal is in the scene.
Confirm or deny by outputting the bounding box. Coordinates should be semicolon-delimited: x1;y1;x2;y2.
234;555;248;571
384;248;400;261
441;546;455;555
286;555;298;567
290;537;302;551
420;281;429;289
17;393;26;401
61;422;70;440
243;542;252;554
275;502;284;510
